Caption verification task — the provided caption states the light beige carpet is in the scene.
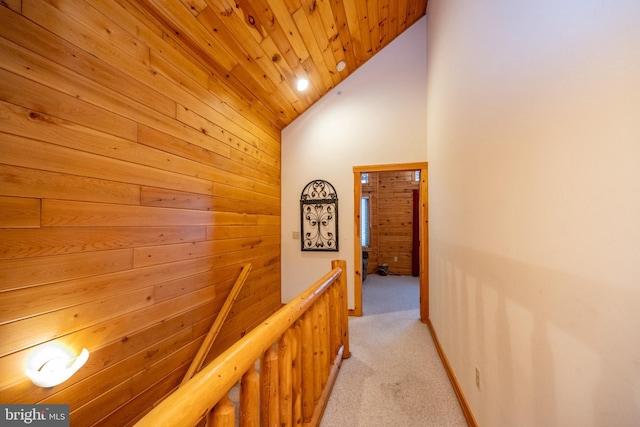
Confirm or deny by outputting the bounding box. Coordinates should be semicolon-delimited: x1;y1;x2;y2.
320;274;467;427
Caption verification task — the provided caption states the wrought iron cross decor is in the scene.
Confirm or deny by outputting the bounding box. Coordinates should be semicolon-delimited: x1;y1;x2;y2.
300;180;339;251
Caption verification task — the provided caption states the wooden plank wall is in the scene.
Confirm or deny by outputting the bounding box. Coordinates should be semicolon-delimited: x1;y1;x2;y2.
362;171;419;276
0;1;281;425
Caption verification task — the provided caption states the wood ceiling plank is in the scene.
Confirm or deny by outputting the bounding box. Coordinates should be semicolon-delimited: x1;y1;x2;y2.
102;0;427;128
265;0;310;62
298;0;340;86
418;0;429;19
311;0;339;39
407;0;427;27
219;0;268;45
204;0;236;15
367;0;382;55
397;0;409;34
312;0;344;74
281;0;303;13
298;56;325;104
329;0;358;73
179;0;209;16
258;36;307;108
388;0;400;42
342;0;365;68
355;0;374;61
378;0;390;48
239;0;309;98
292;8;335;91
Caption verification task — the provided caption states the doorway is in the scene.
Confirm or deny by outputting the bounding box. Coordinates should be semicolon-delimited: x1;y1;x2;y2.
352;162;429;322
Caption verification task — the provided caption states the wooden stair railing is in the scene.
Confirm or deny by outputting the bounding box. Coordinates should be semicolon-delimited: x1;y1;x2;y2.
181;263;252;386
134;259;350;427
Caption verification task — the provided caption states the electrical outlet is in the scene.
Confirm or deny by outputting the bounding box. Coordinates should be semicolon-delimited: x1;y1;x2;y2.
393;256;398;262
475;367;480;390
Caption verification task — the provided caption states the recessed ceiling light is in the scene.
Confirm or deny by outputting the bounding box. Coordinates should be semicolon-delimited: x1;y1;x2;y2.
296;78;309;91
336;61;346;72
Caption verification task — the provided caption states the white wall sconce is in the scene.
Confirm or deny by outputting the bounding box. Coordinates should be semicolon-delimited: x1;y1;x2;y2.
296;78;309;91
26;346;89;388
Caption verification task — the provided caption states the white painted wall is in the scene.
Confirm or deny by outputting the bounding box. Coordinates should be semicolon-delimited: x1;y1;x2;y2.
427;1;640;425
281;17;427;307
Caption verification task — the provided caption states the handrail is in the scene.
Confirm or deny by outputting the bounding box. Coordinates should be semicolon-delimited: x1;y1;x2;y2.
180;263;252;386
135;260;349;427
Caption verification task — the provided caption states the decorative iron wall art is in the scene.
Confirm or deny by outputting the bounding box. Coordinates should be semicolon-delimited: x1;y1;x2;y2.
300;180;339;251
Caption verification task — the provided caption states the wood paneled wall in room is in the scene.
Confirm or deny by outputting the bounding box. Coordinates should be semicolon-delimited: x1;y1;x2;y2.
0;2;281;425
362;171;420;276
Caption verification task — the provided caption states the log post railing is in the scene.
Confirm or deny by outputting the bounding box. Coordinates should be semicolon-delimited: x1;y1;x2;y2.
135;260;350;427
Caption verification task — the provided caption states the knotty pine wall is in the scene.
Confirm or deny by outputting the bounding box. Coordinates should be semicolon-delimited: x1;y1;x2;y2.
362;171;419;276
0;2;281;425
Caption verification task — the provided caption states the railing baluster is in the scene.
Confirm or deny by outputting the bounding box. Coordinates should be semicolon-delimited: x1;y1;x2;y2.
301;311;314;423
318;294;330;387
292;322;303;425
209;395;234;427
261;346;280;427
279;330;293;427
311;303;322;402
329;284;341;357
240;366;259;427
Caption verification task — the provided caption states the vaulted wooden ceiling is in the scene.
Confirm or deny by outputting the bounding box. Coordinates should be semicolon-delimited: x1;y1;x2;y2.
136;0;428;130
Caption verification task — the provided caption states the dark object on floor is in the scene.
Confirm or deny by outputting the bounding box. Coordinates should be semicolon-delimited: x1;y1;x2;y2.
362;251;369;281
378;263;389;276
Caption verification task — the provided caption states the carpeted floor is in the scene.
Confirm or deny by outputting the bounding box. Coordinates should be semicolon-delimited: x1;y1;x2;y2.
319;274;467;427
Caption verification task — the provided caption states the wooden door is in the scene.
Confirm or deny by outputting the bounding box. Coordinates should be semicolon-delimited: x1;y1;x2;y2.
352;162;428;321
